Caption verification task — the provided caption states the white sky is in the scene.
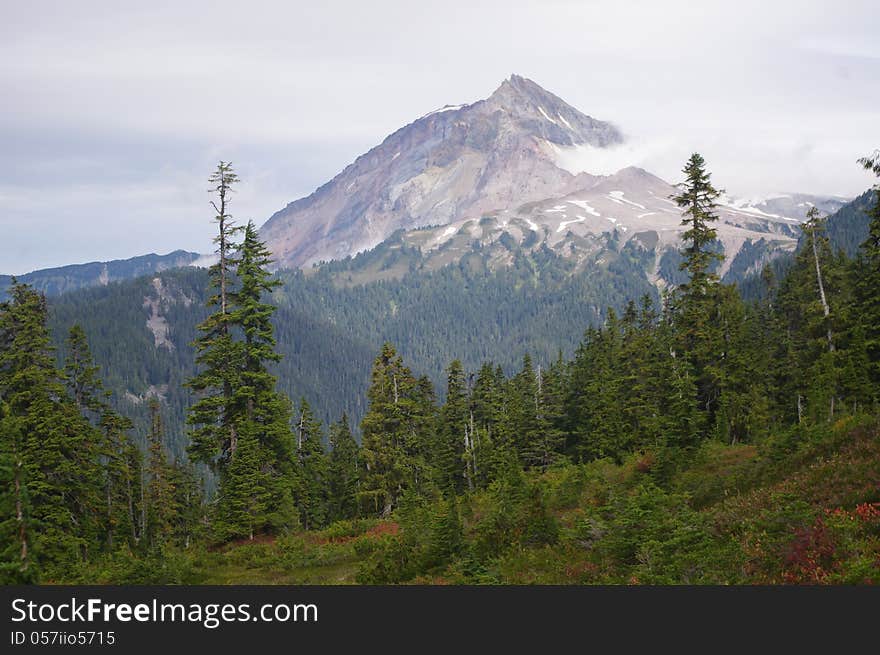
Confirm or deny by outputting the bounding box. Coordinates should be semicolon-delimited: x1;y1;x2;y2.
2;0;878;274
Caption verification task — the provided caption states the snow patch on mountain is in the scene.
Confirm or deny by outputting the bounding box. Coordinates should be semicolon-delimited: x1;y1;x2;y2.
557;216;587;232
567;200;601;216
608;191;646;210
538;105;559;125
422;104;466;118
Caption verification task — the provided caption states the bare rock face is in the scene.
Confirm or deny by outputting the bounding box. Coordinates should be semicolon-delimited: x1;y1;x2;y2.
259;75;623;269
397;166;806;284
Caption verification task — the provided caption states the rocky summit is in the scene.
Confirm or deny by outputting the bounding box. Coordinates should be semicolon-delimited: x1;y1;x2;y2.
259;75;624;268
259;75;848;279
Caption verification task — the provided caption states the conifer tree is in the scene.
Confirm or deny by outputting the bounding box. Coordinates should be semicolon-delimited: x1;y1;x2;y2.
169;459;204;548
673;153;723;302
229;222;297;535
671;153;724;425
359;343;420;516
217;424;275;541
292;399;328;530
406;375;439;496
801;207;835;353
208;161;241;323
0;281;103;572
188;162;245;469
427;495;462;567
145;399;175;548
62;325;143;550
64;324;107;413
776;215;850;423
100;408;140;549
62;324;130;550
526;354;567;470
855;150;880;391
470;362;506;484
437;360;468;493
508;354;541;466
327;414;360;522
0;400;35;583
187;172;296;540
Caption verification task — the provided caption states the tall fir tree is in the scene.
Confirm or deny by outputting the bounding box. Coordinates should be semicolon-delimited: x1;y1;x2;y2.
187;170;296;541
188;162;245;469
0;282;103;574
292;399;329;530
227;221;297;536
144;399;176;549
0;400;35;583
359;343;423;516
327;414;360;522
437;360;468;493
855;150;880;393
671;153;724;427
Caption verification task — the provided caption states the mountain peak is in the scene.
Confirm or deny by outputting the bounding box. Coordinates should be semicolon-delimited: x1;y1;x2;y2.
488;74;560;105
260;75;625;268
483;75;623;148
491;73;539;94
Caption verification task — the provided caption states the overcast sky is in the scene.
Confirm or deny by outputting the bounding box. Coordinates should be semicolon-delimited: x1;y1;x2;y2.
2;0;878;274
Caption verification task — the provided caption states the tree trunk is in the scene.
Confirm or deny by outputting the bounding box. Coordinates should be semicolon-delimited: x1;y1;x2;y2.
106;480;113;550
14;456;28;571
811;233;834;353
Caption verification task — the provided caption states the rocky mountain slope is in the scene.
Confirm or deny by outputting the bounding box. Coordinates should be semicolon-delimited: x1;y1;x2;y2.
317;167;826;288
260;75;623;268
259;75;847;279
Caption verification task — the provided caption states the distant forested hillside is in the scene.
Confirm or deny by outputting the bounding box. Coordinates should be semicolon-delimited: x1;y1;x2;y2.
1;250;201;299
47;246;654;454
43;190;872;456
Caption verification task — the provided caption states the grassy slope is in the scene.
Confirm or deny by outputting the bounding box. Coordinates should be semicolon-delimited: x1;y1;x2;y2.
78;417;879;585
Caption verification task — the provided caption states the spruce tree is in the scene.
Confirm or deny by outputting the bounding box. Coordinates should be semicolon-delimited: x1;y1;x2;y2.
187;172;296;540
437;360;468;493
145;399;175;549
187;162;245;469
327;414;360;522
673;153;723;301
855;150;880;392
359;343;419;516
671;153;724;426
229;221;297;535
292;399;329;530
0;400;35;583
218;424;274;541
0;281;103;573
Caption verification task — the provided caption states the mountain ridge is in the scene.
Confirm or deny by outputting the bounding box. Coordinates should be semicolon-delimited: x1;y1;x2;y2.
0;250;202;299
259;75;624;268
258;74;849;274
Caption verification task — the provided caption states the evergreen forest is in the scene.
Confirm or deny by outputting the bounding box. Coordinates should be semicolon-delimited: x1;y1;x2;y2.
2;152;880;585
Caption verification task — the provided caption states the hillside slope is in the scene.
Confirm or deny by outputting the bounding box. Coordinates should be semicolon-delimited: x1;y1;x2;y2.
82;416;878;585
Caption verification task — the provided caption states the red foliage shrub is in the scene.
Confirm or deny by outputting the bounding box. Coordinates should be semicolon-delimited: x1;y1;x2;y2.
782;518;837;584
